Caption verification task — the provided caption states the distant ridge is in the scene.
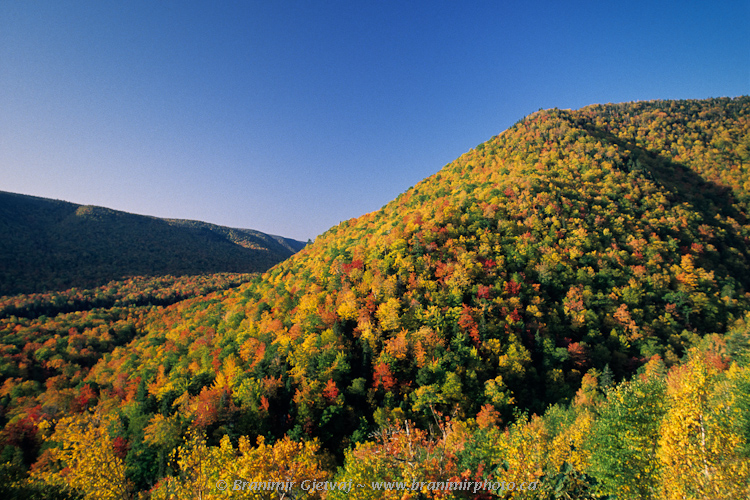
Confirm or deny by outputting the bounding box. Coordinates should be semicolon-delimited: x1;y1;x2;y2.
0;190;306;295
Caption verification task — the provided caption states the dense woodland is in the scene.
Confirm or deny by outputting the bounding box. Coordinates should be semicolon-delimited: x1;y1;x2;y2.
0;192;305;296
1;97;750;498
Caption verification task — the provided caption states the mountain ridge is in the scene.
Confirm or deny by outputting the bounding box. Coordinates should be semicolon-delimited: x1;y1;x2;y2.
0;190;306;295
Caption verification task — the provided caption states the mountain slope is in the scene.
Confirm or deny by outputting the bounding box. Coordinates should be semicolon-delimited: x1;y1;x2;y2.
0;191;306;295
76;97;750;439
233;96;750;415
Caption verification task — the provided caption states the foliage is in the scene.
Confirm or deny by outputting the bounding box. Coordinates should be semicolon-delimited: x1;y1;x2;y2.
657;346;750;499
2;97;750;498
150;430;329;499
31;409;133;499
585;374;667;498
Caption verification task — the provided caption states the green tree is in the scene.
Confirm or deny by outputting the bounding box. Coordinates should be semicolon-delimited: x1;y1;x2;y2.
585;376;667;498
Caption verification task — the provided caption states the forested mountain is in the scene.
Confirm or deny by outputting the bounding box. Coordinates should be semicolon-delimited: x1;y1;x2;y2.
0;191;306;295
2;97;750;499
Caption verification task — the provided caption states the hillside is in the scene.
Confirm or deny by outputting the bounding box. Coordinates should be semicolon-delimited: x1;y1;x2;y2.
0;191;306;295
2;97;750;498
197;96;748;419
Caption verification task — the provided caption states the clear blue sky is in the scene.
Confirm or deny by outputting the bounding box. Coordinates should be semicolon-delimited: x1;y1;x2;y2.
1;1;748;241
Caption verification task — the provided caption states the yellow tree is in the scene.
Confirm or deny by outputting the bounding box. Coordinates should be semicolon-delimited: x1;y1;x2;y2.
151;432;329;500
231;435;330;499
496;414;550;496
658;351;750;499
149;429;232;500
33;409;133;500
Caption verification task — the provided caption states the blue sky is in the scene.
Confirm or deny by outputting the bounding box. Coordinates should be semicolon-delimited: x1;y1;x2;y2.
1;1;748;241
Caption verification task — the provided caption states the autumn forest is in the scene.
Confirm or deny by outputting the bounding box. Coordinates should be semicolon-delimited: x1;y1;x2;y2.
2;97;750;499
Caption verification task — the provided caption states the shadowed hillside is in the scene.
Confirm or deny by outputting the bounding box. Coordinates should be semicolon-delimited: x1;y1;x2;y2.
0;191;306;295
